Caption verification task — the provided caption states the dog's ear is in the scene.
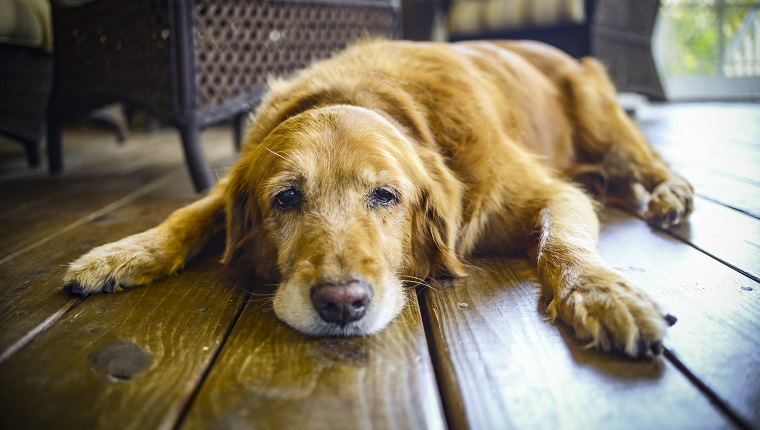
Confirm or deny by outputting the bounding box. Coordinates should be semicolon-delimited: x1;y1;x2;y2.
221;166;260;265
411;153;467;279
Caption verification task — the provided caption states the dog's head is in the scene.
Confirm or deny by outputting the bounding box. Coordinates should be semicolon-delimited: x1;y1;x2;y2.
223;105;465;336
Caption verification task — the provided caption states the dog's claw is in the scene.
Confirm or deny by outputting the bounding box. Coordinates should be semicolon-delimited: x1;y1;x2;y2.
103;277;116;293
636;338;650;357
651;341;664;355
667;212;676;226
684;197;693;213
655;211;680;229
652;210;684;229
634;339;664;358
64;282;86;297
664;313;678;327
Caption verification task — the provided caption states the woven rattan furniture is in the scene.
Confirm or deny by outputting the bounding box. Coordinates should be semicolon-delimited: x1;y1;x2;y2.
0;44;52;167
48;0;400;192
0;0;54;167
592;0;665;100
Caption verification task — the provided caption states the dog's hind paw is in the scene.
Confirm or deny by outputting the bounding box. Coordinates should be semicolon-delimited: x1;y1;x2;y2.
63;229;184;296
547;269;669;358
645;181;693;229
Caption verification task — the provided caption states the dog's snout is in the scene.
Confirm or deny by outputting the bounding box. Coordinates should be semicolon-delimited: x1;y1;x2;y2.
311;281;371;325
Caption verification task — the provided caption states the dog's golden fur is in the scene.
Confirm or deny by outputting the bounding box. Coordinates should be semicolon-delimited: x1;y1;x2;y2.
64;40;693;357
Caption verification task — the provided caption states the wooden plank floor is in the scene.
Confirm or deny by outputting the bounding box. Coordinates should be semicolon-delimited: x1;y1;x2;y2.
0;103;758;430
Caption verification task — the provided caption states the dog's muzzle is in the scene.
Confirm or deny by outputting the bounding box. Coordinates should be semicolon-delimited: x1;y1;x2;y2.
310;280;372;326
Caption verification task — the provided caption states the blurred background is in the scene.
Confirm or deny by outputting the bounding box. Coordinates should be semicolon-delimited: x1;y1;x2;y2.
1;0;758;186
655;0;760;99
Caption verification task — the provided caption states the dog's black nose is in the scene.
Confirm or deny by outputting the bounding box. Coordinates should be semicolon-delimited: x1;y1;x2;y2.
311;281;371;325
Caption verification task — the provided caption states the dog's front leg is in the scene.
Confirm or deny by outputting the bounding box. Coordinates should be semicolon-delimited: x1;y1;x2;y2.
566;57;694;229
529;182;668;357
63;179;228;295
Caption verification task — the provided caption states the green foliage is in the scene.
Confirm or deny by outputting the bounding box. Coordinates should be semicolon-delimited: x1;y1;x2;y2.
662;5;718;75
661;1;759;76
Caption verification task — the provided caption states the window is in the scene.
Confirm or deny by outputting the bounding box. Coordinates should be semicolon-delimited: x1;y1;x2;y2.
654;0;760;99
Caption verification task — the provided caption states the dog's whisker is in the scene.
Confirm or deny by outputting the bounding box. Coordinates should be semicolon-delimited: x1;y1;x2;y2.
399;274;427;282
248;292;276;298
213;166;231;181
399;274;427;281
238;285;258;294
265;147;287;161
399;275;430;287
399;275;445;293
249;297;275;313
255;281;281;288
461;261;490;275
424;281;443;294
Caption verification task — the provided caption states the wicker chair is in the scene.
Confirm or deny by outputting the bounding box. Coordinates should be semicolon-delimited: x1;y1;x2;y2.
593;0;665;100
48;0;400;192
0;44;52;167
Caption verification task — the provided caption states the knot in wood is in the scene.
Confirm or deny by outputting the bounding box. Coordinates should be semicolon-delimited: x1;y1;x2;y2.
88;341;152;382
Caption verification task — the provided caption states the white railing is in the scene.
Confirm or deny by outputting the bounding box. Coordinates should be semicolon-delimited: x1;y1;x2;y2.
723;9;760;77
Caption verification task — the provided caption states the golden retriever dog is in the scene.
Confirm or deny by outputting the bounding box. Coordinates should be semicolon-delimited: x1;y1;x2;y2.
63;40;693;357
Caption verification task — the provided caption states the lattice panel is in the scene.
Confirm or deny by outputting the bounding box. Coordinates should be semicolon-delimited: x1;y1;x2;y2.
53;0;175;113
0;46;52;143
193;0;398;109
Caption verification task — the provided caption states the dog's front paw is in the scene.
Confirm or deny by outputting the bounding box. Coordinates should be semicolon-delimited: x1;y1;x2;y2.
547;269;669;358
645;181;693;229
63;229;184;296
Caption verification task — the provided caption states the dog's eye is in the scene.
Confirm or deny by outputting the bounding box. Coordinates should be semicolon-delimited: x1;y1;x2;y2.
274;188;301;210
369;187;398;207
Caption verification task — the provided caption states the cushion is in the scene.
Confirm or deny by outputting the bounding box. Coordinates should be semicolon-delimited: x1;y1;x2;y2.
0;0;53;52
450;0;586;34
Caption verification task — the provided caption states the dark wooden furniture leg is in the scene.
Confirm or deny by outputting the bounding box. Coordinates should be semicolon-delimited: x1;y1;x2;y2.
47;121;64;176
233;113;248;152
179;124;214;193
23;142;41;167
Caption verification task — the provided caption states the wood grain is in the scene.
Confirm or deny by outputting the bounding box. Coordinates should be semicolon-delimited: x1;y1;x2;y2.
656;146;760;187
180;287;446;430
0;125;242;429
0;128;233;261
675;164;760;218
666;196;760;282
598;208;760;427
0;128;234;361
0;126;233;184
0;255;247;429
0;169;197;359
638;103;760;149
639;104;760;189
0;127;175;190
422;258;733;430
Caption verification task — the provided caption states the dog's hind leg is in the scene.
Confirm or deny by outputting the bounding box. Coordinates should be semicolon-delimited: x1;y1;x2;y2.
565;58;693;229
528;181;668;357
63;178;228;295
